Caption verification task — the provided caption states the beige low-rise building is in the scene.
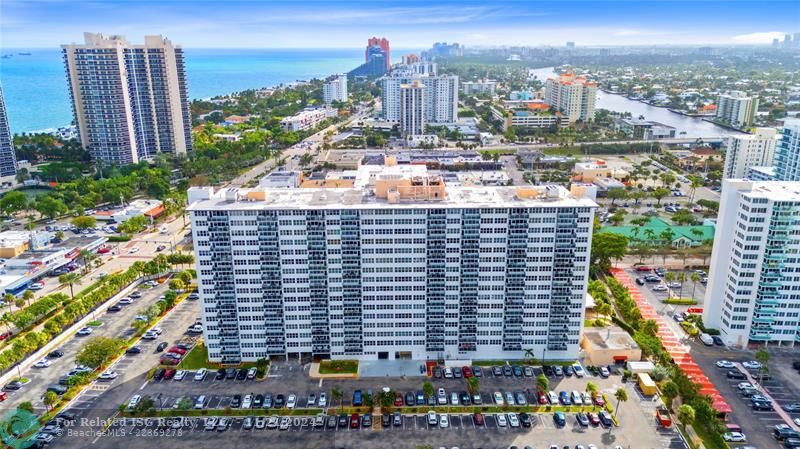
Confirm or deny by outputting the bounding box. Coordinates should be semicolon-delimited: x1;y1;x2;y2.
581;326;641;366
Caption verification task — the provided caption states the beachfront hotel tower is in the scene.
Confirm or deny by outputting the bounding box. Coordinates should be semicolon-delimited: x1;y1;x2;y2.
62;32;192;165
775;119;800;181
188;163;596;364
0;84;18;178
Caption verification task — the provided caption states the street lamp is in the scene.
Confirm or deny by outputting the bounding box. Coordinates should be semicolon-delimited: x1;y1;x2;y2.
157;393;163;411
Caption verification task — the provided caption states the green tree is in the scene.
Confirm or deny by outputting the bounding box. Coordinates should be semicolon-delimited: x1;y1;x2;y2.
34;196;68;220
22;290;34;307
255;358;269;377
591;232;629;274
609;210;627;226
71;215;97;229
0;191;29;216
614;387;628;415
78;249;97;274
690;272;701;302
43;390;59;410
168;279;185;292
76;337;125;368
467;376;480;394
59;272;81;299
331;386;342;407
118;215;148;234
17;402;34;414
677;404;695;425
175;397;193;410
423;381;434;399
755;348;770;383
662;381;679;410
651;188;671;206
586;382;598;394
607;188;628;206
536;373;549;392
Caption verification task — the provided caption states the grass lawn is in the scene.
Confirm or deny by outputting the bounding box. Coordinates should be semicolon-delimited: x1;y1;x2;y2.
177;344;216;370
86;320;103;327
318;360;358;374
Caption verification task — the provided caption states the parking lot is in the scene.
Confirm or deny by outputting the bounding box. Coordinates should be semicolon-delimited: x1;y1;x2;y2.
625;267;707;336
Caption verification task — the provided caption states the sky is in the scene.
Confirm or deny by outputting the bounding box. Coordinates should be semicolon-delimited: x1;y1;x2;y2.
1;0;798;49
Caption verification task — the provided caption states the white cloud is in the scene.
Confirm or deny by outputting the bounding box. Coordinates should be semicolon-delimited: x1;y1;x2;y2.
731;31;786;44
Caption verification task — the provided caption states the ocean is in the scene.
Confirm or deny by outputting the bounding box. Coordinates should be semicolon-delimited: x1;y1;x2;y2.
0;48;365;133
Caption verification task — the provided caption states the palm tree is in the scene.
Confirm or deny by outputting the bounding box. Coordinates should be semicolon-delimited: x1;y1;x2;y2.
59;272;81;299
331;386;342;407
79;249;96;274
614;387;628;415
690;273;701;302
536;373;549;393
22;290;34;307
3;293;15;312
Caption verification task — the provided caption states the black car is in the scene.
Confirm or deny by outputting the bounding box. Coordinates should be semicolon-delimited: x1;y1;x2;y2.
361;415;372;428
47;385;68;395
4;380;22;391
575;412;589;427
338;414;348;429
47;350;64;358
156;342;168;352
107;305;122;313
153;369;165;381
564;365;574;377
405;392;415;406
727;370;747;380
225;368;237;379
542;365;554;376
503;365;513;377
460;391;471;406
126;346;141;354
519;412;532;428
381;414;391;428
752;400;772;411
416;391;425;405
473;366;482;377
493;366;503;376
231;394;241;408
712;336;725;346
635;277;645;285
598;411;613;427
236;368;247;380
274;394;285;408
215;368;226;380
58;375;71;386
786;438;800;449
253;394;263;408
774;427;800;441
56;411;76;422
513;365;523;377
432;366;442;378
393;412;402;427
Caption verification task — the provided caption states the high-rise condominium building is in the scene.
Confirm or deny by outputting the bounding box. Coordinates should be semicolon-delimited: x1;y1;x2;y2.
323;74;348;104
544;73;597;124
722;128;778;179
715;91;759;129
400;80;425;137
703;180;800;348
0;85;18;178
774;119;800;181
187;163;596;363
366;37;391;71
381;73;458;125
62;32;192;165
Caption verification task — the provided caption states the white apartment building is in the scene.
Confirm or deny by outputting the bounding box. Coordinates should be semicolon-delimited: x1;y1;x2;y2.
544;73;597;124
400;81;425;137
381;74;458;125
62;32;192;164
462;80;497;96
715;91;759;129
703;180;800;348
279;107;336;132
323;74;348;104
188;163;596;363
775;119;800;181
723;128;778;179
491;107;563;130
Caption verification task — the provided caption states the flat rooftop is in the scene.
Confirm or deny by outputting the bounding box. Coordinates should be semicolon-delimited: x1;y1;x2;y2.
735;180;800;202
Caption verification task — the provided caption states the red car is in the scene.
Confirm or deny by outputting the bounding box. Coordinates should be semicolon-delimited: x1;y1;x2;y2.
538;392;548;404
163;369;176;380
593;394;605;407
159;356;179;366
472;413;484;426
635;266;653;272
168;347;187;355
462;366;473;378
0;331;12;341
96;247;111;254
394;393;403;407
588;412;600;426
350;413;360;429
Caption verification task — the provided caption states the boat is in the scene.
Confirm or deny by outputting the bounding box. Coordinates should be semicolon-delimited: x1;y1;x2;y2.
1;54;12;59
18;52;32;56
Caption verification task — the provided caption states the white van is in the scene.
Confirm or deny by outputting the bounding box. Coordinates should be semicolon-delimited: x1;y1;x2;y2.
194;395;206;409
700;333;714;346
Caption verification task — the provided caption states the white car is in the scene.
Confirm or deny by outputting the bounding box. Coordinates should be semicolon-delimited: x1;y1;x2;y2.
505;392;515;406
437;388;447;405
742;361;762;370
427;411;438;425
439;414;449;428
76;327;92;336
737;382;755;391
723;432;746;442
141;332;158;340
494;392;504;405
150;327;163;335
652;284;668;292
119;298;132;305
279;417;291;430
99;370;118;380
716;360;736;369
128;247;140;254
242;394;252;409
247;367;257;379
287;394;297;409
443;367;453;378
496;414;508;427
33;359;52;368
169;417;183;429
318;393;327;407
204;417;217;431
507;412;520;428
173;370;186;381
194;369;207;381
666;282;682;288
128;395;141;409
29;282;45;291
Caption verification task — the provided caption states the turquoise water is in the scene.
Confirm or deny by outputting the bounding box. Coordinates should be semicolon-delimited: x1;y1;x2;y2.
0;48;365;133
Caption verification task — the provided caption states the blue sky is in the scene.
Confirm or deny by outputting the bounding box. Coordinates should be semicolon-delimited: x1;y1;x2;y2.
1;0;797;48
